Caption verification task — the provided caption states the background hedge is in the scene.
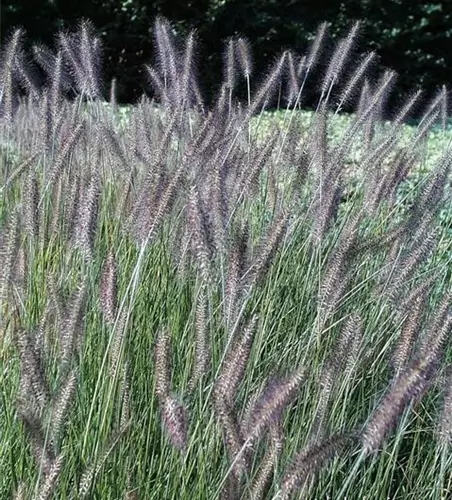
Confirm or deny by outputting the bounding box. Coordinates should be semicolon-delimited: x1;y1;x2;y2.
2;0;452;117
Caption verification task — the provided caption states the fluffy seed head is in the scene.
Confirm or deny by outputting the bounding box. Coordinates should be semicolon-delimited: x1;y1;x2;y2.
161;394;188;451
100;251;118;325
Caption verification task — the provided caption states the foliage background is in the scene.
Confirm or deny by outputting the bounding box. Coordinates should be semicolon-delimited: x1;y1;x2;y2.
2;0;452;115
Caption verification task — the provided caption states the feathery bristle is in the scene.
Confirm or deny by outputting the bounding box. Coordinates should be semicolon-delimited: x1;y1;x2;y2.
438;368;452;446
179;29;198;109
236;37;253;78
49;369;77;443
247;210;289;289
47;121;84;187
215;314;258;404
417;292;451;367
306;22;328;72
247;52;287;116
16;407;54;474
13;482;26;500
16;328;50;411
24;171;39;238
362;357;436;454
77;429;128;499
119;364;131;432
186;184;213;283
336;51;376;112
284;50;300;106
391;294;426;375
161;394;188;451
79;19;103;98
310;314;363;442
246;368;306;443
100;251;118;325
154;327;172;399
59;281;87;371
0;28;25;123
36;453;64;500
224;38;237;90
214;396;251;478
189;285;210;391
109;306;129;379
224;222;249;332
72;174;100;259
280;433;355;499
250;422;284;499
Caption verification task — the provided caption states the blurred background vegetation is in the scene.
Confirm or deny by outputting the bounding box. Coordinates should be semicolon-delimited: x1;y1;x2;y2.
2;0;452;118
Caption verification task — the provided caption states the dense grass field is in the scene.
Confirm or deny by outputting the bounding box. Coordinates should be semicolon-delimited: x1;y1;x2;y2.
0;17;451;500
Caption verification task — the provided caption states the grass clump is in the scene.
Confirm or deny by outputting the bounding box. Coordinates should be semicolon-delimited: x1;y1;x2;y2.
0;17;451;500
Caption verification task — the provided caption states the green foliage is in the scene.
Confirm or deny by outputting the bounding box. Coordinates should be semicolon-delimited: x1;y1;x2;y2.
2;0;452;111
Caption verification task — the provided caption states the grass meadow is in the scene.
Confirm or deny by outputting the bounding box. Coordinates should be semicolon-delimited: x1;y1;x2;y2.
0;17;451;500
